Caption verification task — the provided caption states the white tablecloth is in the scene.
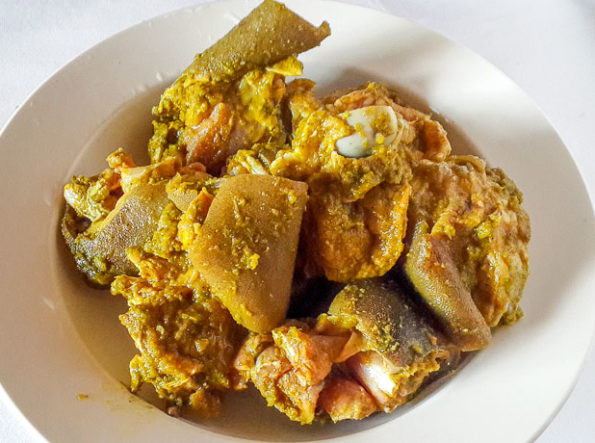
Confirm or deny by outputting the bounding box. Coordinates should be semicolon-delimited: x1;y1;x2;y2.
1;1;593;441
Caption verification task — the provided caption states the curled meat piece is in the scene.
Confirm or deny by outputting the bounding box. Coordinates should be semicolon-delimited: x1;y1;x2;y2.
404;156;530;326
405;222;492;351
326;279;458;413
233;279;458;423
61;155;211;287
62;181;170;286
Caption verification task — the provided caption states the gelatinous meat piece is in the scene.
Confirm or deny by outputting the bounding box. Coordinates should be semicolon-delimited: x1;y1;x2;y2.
405;222;491;351
187;0;330;83
62;182;170;286
190;174;308;333
328;279;458;412
405;157;530;326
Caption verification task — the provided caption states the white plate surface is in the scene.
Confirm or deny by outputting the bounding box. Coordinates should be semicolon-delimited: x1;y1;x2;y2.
0;1;594;442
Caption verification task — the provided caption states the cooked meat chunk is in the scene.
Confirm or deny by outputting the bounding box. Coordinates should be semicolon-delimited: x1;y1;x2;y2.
62;182;170;286
113;252;245;417
233;320;354;424
405;221;492;351
233;279;458;423
61;154;206;286
148;0;330;170
268;82;423;281
317;369;378;422
184;0;329;84
190;174;308;333
305;183;410;281
183;103;234;173
405;156;530;326
327;279;458;413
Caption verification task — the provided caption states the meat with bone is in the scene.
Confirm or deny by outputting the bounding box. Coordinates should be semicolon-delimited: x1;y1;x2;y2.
232;278;458;423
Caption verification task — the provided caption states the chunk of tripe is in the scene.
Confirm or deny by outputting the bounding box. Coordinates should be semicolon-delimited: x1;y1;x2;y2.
190;174;308;333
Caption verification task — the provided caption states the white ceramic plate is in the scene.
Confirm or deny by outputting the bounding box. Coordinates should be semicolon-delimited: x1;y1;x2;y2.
1;1;594;441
